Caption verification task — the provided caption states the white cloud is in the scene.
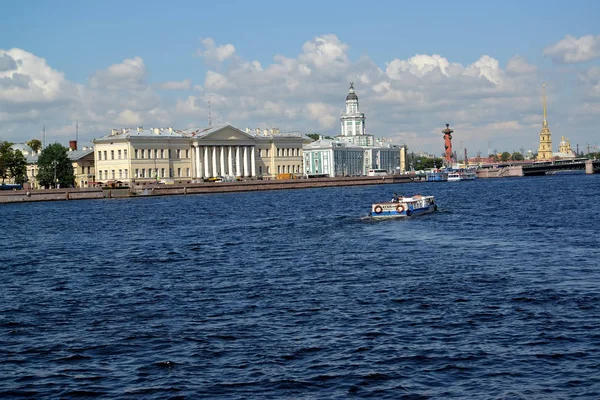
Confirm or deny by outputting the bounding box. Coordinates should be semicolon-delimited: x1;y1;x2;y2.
89;56;146;90
386;54;451;79
299;34;349;70
305;102;337;128
204;70;236;91
115;109;143;126
156;79;191;90
506;55;537;75
196;38;236;63
0;48;76;106
544;34;600;63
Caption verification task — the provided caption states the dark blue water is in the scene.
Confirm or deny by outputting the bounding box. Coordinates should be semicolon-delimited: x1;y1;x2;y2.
2;174;600;399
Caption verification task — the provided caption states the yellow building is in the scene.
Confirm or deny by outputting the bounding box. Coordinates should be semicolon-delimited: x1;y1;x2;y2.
537;83;553;160
92;124;307;185
18;142;95;189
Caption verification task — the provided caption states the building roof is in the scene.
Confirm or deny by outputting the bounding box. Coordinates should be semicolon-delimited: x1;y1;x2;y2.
10;143;34;155
346;84;358;101
24;149;94;164
94;126;195;142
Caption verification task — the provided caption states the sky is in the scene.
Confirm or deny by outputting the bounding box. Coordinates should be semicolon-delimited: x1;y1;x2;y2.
1;0;599;155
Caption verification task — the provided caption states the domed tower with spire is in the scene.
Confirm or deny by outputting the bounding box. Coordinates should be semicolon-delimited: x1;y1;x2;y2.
537;83;553;160
340;82;366;137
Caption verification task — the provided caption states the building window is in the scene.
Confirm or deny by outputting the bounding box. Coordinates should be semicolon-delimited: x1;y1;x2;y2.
177;168;181;177
135;169;139;178
124;169;128;178
87;166;90;174
185;149;189;158
169;168;173;177
277;165;281;173
259;166;262;174
186;168;190;177
161;168;165;178
168;149;172;158
111;170;115;179
117;149;121;159
134;149;139;159
104;170;108;179
266;149;269;157
111;150;114;160
118;169;122;179
258;149;262;157
176;149;181;158
103;151;107;160
99;171;102;180
97;151;102;160
81;166;84;174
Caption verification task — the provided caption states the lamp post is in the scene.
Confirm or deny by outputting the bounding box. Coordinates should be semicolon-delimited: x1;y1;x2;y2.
52;160;58;189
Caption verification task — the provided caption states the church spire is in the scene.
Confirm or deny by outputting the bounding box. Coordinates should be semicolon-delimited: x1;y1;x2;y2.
542;83;547;128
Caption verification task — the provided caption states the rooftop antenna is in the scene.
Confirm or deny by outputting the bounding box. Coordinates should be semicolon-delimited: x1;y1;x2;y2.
208;100;212;127
76;120;79;143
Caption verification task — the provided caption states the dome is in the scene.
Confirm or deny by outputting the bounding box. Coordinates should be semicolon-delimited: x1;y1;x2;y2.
346;82;358;101
10;143;34;155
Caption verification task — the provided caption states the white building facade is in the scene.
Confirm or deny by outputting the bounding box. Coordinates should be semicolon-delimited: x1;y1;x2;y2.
303;83;407;177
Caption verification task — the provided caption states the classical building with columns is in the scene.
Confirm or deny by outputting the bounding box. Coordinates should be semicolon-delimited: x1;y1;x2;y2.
92;125;307;185
303;83;408;177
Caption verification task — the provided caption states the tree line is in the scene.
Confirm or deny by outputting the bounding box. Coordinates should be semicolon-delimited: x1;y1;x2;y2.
0;140;75;188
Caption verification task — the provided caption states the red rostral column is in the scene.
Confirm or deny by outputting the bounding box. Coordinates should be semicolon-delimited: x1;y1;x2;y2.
442;123;454;164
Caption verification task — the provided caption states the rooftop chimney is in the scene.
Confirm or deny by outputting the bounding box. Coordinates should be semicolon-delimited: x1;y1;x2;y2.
69;140;77;151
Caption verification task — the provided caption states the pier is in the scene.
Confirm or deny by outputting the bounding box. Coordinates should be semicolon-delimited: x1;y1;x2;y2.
0;175;414;204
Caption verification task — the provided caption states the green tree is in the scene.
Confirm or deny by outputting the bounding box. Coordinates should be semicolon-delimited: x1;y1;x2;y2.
8;150;28;185
501;152;511;162
306;133;320;141
413;156;444;171
36;143;75;188
511;152;524;161
0;142;27;185
26;139;42;153
0;141;14;183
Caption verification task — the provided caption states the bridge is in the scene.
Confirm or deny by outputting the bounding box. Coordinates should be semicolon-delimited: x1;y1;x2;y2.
521;158;600;176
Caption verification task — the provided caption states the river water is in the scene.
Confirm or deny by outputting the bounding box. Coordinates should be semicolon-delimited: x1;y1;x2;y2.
2;173;600;399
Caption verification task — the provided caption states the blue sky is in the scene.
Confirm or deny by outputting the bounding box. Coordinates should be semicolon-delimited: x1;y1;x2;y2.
2;0;600;155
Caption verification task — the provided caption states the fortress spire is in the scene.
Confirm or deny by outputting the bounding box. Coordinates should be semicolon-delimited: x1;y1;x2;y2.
542;83;548;129
537;83;552;160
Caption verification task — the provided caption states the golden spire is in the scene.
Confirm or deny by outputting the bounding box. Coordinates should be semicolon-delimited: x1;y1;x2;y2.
542;83;547;128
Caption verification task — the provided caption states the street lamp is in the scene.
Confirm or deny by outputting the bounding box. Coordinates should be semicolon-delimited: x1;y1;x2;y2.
52;160;58;188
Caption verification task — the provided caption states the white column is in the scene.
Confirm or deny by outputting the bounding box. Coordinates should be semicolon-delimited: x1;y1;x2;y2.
228;146;233;177
243;146;249;177
194;144;201;179
236;146;241;177
203;146;209;178
220;146;225;177
212;146;217;178
251;145;256;177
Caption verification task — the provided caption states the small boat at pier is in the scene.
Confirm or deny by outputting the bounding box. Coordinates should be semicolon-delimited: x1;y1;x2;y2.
370;195;437;218
447;169;477;182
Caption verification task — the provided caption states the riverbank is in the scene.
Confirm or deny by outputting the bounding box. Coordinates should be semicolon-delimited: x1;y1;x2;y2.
0;175;414;204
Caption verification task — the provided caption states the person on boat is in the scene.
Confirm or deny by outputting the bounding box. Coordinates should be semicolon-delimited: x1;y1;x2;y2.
391;193;400;202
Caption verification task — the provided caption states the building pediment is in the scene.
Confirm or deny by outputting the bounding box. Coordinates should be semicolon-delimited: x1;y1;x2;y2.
197;125;256;143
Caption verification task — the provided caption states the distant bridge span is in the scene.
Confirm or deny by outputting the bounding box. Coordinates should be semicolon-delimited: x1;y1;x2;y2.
521;159;600;176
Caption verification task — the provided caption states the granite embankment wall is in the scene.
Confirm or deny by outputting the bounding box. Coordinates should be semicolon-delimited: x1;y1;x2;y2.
476;166;523;178
0;175;414;204
0;188;105;203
